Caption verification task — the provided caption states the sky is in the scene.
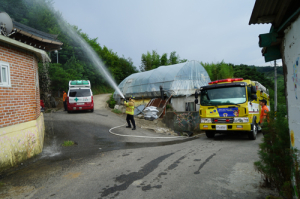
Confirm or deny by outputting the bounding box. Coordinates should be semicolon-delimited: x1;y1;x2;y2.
52;0;277;69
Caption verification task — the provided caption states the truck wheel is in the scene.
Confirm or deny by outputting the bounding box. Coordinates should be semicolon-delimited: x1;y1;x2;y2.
248;123;258;140
91;108;94;112
206;131;215;138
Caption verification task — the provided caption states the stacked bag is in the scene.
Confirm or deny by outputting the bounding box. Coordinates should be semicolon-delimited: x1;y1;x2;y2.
143;106;159;121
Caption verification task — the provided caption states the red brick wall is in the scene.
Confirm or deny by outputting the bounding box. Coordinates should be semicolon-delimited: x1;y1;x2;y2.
0;43;41;128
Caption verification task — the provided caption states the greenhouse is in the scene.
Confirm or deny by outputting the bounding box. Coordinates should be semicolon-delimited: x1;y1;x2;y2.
114;60;211;99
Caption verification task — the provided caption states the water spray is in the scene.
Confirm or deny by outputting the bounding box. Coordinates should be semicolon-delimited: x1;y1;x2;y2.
52;11;125;99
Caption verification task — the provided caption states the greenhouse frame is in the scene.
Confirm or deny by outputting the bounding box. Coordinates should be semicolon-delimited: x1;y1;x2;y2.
114;61;211;112
115;61;210;98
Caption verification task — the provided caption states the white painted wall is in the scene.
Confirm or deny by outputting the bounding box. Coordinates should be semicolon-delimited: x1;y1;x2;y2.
171;96;200;112
283;14;300;148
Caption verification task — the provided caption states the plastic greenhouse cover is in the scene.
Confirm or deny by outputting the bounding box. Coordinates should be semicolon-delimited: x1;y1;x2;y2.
114;60;211;99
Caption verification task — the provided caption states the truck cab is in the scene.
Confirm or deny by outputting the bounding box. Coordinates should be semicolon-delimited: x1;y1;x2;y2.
195;78;270;140
67;80;94;113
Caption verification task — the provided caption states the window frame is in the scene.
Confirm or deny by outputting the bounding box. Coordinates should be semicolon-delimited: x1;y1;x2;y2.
0;61;11;87
185;102;196;112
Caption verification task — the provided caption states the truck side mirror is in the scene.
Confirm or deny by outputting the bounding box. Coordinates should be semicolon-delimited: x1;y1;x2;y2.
251;94;257;101
195;90;199;104
251;86;257;94
195;91;198;99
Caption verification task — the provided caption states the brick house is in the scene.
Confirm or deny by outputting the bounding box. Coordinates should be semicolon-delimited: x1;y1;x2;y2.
0;12;62;172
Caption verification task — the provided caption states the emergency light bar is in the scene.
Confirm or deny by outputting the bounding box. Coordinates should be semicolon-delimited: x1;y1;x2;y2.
208;78;244;85
69;80;91;88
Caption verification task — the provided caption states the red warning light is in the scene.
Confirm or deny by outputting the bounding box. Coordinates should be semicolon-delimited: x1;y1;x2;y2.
208;78;244;85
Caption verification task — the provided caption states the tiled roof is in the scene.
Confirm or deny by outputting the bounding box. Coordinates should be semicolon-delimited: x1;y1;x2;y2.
13;20;62;45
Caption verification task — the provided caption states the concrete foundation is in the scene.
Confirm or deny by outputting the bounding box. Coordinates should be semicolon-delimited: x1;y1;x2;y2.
0;113;45;173
170;96;200;112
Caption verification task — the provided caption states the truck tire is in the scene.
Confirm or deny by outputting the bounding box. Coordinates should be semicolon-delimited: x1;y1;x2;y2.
206;131;215;138
248;122;258;140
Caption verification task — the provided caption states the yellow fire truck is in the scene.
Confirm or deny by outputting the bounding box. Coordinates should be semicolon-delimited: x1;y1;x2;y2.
194;78;270;140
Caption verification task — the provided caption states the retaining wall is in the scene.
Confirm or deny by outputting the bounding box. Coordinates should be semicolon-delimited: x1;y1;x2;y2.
162;111;201;132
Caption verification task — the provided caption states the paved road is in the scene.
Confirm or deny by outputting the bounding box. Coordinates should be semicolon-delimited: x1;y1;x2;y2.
0;94;274;199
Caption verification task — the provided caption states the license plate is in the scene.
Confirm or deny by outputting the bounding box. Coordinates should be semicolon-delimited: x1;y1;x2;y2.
77;103;84;105
216;125;227;131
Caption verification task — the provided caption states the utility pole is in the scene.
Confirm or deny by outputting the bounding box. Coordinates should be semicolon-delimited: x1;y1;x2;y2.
274;60;277;112
55;50;58;63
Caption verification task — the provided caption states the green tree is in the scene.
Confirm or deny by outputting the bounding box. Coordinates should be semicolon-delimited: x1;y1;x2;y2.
3;0;138;94
161;53;168;65
169;51;179;65
140;50;187;71
140;51;153;71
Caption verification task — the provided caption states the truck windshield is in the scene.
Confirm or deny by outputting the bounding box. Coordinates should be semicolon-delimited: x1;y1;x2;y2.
200;86;246;106
69;89;91;97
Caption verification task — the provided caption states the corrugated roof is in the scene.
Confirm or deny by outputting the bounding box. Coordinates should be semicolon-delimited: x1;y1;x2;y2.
13;21;63;45
249;0;293;28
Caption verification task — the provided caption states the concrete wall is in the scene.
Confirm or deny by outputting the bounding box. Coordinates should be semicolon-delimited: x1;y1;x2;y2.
133;98;151;107
163;111;201;132
282;14;300;149
0;113;44;172
170;96;200;112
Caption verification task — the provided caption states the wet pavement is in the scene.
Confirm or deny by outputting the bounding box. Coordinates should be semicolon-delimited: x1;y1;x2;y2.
0;94;276;199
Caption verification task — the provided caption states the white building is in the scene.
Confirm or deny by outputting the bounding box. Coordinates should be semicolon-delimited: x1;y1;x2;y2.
249;0;300;148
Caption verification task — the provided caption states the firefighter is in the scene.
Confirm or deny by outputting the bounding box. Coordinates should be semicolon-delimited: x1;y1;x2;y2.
63;91;67;111
124;96;136;130
259;99;269;131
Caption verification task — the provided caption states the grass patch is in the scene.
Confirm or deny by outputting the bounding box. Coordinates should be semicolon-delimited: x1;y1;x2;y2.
112;109;122;114
62;140;74;147
0;182;5;187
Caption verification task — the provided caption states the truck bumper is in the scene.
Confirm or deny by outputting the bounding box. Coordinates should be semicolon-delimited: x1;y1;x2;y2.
67;102;94;111
200;123;252;131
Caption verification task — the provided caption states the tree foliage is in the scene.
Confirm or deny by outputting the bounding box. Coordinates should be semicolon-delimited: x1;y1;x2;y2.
201;61;234;80
1;0;138;94
140;50;187;71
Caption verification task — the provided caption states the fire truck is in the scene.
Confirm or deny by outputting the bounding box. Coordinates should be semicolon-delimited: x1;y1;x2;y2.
194;78;270;140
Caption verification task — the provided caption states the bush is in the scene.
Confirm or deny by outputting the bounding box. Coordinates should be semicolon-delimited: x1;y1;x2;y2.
254;111;299;198
107;94;116;109
166;104;173;110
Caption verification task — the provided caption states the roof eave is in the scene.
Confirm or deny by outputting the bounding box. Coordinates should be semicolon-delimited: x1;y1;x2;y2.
15;29;63;46
249;0;293;27
0;34;51;62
